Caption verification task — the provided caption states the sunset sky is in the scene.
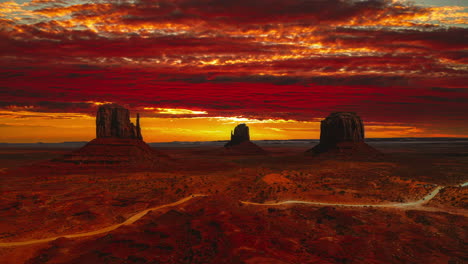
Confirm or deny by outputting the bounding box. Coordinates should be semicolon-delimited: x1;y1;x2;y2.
0;0;467;143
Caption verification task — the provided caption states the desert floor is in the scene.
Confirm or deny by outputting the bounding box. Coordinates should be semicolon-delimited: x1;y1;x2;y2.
0;141;466;264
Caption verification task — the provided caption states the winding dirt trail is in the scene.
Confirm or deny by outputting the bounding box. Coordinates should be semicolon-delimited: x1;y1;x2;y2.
1;182;466;248
0;194;206;247
241;186;443;208
241;182;467;212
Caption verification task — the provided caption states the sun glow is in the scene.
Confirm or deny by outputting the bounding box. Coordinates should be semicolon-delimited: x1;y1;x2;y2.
204;116;318;124
86;101;114;106
144;107;208;115
0;109;452;143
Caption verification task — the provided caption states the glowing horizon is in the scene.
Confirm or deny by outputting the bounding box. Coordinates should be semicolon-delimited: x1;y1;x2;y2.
0;0;467;142
0;108;466;143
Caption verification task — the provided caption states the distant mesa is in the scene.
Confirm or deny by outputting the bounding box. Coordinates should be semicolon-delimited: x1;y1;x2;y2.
225;123;250;147
319;112;364;145
224;124;267;155
96;104;142;140
59;104;166;167
307;112;381;157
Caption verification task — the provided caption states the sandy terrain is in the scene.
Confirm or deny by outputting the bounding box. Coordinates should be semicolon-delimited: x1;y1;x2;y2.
0;140;466;263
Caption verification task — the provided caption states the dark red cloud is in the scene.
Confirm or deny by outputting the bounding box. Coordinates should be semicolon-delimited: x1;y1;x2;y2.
327;27;468;51
37;0;424;26
1;65;467;127
0;0;467;137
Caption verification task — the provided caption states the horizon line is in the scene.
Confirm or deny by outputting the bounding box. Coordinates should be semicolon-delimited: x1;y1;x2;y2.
1;137;468;145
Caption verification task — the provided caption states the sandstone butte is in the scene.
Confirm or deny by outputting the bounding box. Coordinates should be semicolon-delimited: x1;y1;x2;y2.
224;123;267;155
59;104;164;167
308;112;381;158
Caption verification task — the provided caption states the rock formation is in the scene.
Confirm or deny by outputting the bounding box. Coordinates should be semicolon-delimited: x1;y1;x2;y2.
225;124;250;147
319;112;364;146
308;112;380;157
96;104;142;140
136;113;143;140
59;104;166;167
224;124;267;155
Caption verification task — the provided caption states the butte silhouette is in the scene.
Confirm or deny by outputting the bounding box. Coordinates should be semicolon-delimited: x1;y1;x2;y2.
307;112;381;158
59;104;165;167
223;124;267;155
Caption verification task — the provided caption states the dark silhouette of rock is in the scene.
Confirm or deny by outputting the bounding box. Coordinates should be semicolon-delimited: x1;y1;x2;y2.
225;124;250;147
224;124;267;155
136;113;143;140
61;138;165;166
319;112;364;146
308;112;381;157
58;104;166;168
96;104;142;140
224;141;268;155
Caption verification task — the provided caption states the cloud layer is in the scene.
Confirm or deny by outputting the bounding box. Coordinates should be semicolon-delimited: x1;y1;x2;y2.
0;0;467;140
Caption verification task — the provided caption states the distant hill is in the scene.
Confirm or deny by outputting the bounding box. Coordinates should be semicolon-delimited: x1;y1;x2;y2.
0;142;89;148
1;138;467;148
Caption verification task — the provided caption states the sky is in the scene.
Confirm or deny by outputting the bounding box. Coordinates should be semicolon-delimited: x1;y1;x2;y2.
0;0;467;143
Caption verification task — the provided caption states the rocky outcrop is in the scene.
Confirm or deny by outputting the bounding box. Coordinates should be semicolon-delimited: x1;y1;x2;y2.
96;104;142;140
58;104;166;168
319;112;364;146
225;124;250;147
224;124;267;155
61;138;166;167
308;112;381;157
136;113;143;140
223;141;268;155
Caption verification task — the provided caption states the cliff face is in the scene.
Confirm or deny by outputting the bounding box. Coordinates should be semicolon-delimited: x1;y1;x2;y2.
56;104;165;167
309;112;380;158
225;124;250;147
136;113;143;140
96;105;143;140
223;124;267;155
320;112;364;146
